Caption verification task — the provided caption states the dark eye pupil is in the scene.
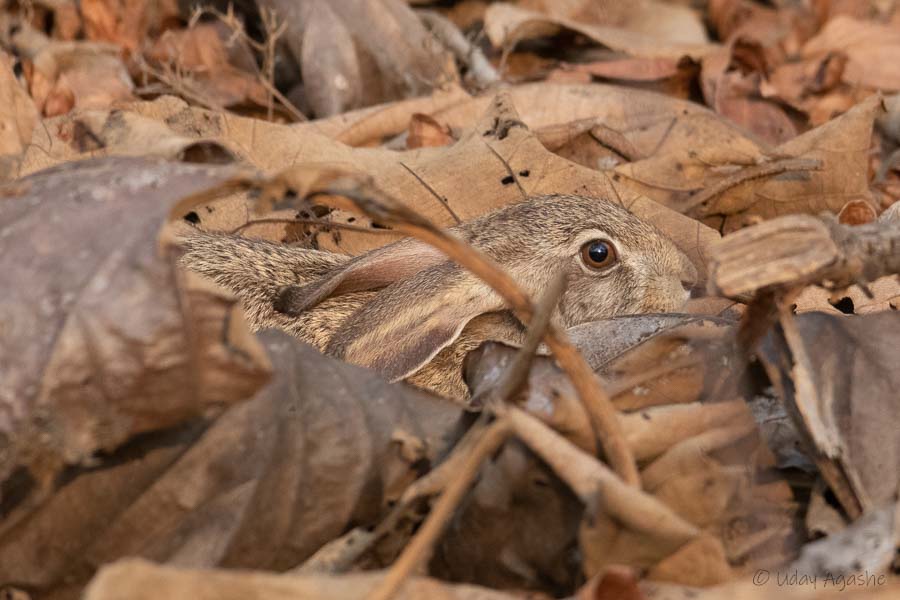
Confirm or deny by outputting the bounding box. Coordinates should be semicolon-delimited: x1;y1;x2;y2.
588;242;609;263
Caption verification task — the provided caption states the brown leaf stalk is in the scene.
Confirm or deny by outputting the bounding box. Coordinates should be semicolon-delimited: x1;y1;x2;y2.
366;419;512;600
683;158;822;215
472;270;567;409
506;407;698;547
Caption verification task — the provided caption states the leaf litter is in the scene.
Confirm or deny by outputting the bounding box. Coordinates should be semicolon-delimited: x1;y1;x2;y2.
1;1;899;599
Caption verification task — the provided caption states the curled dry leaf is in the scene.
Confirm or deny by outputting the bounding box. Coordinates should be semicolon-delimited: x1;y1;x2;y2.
802;16;900;92
700;40;798;146
406;113;455;149
0;157;269;486
25;41;134;117
483;3;716;61
618;94;882;231
837;198;878;225
557;56;700;100
759;311;900;518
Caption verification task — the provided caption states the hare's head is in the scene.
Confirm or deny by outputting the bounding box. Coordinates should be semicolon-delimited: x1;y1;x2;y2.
276;195;697;382
459;194;696;326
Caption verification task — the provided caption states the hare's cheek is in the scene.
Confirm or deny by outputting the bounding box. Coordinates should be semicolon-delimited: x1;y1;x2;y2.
645;276;690;313
560;281;619;326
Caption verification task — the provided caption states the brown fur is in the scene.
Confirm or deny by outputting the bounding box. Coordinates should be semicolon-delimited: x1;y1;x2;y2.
178;194;696;399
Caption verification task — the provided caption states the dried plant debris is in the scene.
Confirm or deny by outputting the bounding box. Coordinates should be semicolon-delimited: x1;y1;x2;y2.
84;558;522;600
0;330;464;593
759;312;900;518
2;0;900;598
0;157;269;487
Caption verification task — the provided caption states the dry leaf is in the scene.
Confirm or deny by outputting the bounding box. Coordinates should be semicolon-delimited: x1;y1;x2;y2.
484;3;716;61
0;51;38;179
802;16;900;92
25;42;134;116
793;277;900;315
618;94;882;230
406;113;455;149
0;330;463;593
0;157;268;485
700;40;798;146
759;312;900;516
298;0;362;117
263;0;457;112
557;56;700;100
80;0;148;53
85;558;522;600
146;24;270;109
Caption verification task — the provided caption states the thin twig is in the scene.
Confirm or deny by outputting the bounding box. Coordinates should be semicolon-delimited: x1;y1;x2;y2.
399;161;461;224
506;406;698;545
398;417;491;506
186;5;306;122
473;270;567;408
683;158;822;214
137;58;226;113
291;527;376;574
367;419;512;600
229;217;397;236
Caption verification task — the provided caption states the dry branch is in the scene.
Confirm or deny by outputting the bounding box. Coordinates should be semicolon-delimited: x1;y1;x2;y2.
472;270;567;409
708;212;900;298
367;419;512;600
684;158;822;215
506;407;699;549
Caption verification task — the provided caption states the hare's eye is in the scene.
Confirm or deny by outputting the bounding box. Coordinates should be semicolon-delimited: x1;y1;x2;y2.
580;240;618;270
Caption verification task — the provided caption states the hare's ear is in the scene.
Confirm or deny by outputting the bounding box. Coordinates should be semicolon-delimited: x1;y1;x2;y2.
274;239;447;315
326;264;505;382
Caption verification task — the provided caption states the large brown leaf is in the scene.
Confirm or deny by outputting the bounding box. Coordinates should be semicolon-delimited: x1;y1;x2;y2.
759;312;900;517
0;157;269;486
0;330;462;595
